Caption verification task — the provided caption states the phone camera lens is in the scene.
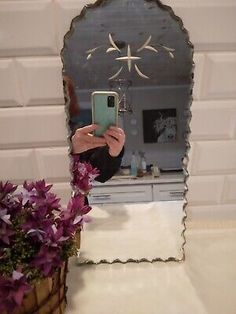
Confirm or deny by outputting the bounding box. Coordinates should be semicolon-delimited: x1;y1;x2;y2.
107;96;115;107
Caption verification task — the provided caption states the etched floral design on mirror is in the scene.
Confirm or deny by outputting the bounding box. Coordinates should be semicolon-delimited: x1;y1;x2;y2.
61;0;193;264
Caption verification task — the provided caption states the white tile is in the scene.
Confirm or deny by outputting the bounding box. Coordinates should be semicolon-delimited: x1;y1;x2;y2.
192;53;205;100
191;140;236;175
55;0;236;52
165;0;236;51
35;147;71;182
0;59;22;107
190;100;236;141
51;182;72;206
233;121;236;139
202;53;236;100
187;204;236;222
0;1;57;57
187;175;224;206
185;141;195;176
54;0;93;51
0;149;38;183
0;106;68;148
67;261;207;314
222;175;236;204
67;228;236;314
15;57;64;106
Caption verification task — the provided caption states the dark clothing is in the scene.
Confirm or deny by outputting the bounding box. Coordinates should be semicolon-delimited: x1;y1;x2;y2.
79;146;124;183
78;146;124;205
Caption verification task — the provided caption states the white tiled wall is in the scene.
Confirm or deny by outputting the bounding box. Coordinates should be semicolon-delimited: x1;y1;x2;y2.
0;0;236;217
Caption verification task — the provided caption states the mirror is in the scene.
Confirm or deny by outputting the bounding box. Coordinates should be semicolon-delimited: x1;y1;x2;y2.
61;0;193;263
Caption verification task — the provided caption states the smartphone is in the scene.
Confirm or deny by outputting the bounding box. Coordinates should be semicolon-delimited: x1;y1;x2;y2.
92;91;119;137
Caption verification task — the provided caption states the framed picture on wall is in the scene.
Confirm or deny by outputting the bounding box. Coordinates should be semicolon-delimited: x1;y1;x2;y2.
143;108;177;143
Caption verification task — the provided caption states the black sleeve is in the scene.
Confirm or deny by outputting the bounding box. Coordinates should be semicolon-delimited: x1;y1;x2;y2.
79;146;124;183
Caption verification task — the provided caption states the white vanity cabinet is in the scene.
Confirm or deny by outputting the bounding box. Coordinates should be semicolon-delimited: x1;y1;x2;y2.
88;184;152;204
152;183;185;201
88;172;185;204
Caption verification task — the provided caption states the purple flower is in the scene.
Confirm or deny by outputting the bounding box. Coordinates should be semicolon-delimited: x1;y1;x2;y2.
33;191;61;210
0;182;17;200
19;187;36;206
0;271;31;313
22;214;53;242
62;195;92;221
57;195;92;237
67;195;86;215
51;224;70;244
34;180;52;193
21;180;60;210
72;158;99;194
0;189;22;218
30;245;62;276
0;209;12;225
36;223;68;246
23;181;35;192
27;229;46;242
0;185;20;219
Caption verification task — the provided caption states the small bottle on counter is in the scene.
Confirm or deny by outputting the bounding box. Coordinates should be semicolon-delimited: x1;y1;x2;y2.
130;151;138;177
137;151;144;177
141;152;147;174
137;151;147;176
151;164;160;177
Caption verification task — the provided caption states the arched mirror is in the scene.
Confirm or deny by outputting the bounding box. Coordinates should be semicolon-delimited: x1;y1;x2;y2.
61;0;193;263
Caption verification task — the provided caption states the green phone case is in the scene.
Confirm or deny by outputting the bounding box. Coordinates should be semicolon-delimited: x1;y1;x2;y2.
92;92;118;137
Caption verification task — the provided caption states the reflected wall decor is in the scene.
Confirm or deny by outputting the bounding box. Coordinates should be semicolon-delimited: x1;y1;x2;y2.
143;108;177;143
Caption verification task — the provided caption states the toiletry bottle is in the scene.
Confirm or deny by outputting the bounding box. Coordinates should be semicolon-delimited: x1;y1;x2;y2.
130;151;138;177
152;164;160;177
137;151;143;177
141;152;147;174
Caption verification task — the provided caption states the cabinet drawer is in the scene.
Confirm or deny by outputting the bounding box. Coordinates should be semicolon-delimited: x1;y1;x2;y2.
153;183;185;201
88;185;152;204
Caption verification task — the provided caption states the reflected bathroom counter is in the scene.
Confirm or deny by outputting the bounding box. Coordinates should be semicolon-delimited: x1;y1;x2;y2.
90;172;185;204
93;171;185;187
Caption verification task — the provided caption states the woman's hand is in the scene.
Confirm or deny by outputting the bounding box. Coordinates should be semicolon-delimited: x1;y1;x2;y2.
103;126;125;157
72;124;106;154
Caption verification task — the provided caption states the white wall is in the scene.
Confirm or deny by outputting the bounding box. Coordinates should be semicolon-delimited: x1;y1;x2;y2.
0;0;236;221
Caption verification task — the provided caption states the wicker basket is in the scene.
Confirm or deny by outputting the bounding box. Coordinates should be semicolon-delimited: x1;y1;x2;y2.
4;261;68;314
2;233;81;314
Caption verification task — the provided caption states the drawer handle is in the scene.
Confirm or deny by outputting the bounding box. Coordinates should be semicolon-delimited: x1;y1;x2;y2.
159;190;183;192
92;194;111;199
170;192;183;195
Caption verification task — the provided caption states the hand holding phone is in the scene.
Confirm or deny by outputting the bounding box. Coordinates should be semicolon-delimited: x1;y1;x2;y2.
103;126;125;157
71;124;106;154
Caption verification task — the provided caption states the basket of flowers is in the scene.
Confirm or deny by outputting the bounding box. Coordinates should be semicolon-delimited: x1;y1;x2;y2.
0;157;99;314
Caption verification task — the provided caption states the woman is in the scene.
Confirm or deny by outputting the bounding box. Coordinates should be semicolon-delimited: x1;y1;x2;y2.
63;74;125;182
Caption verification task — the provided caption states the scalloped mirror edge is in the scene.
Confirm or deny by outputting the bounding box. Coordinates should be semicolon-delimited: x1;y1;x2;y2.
60;0;194;264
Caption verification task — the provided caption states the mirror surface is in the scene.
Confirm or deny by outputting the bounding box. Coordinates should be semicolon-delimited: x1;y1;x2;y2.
61;0;193;263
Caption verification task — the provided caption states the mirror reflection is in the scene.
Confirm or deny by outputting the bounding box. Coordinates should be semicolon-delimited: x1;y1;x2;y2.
61;0;193;262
